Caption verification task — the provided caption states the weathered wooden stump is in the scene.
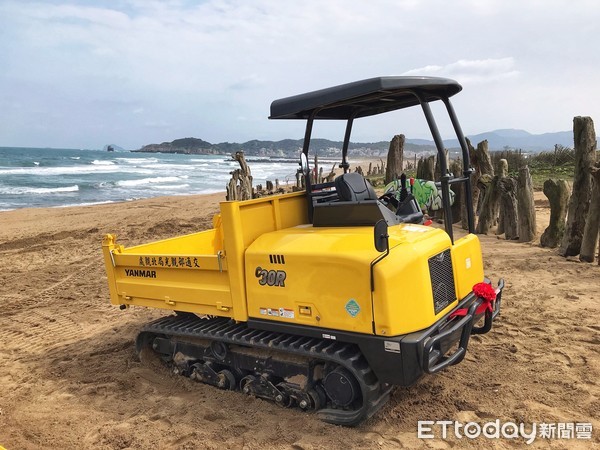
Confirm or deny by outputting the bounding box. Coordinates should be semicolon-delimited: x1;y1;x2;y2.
324;163;337;183
559;116;596;256
540;179;570;248
517;166;536;242
460;139;494;231
226;151;253;200
417;155;435;181
312;155;320;184
472;139;494;215
498;177;519;240
495;159;509;235
476;173;499;234
385;134;405;184
580;164;600;262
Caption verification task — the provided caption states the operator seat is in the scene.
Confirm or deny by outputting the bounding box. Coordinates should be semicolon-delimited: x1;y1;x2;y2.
334;172;377;202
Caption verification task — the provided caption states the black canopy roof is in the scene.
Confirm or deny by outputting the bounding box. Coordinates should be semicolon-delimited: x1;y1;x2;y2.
269;76;462;120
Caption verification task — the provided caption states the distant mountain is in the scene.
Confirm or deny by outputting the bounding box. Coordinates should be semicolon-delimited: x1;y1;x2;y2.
454;129;574;151
135;137;436;158
134;129;576;157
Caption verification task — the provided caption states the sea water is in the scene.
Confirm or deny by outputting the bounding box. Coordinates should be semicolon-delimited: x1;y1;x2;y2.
0;147;307;211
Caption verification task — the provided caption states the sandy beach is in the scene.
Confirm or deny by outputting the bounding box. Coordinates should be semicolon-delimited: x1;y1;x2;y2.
0;191;598;449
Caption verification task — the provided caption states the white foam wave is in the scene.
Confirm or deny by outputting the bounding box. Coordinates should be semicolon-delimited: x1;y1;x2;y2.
190;158;226;163
116;176;183;187
116;157;159;164
140;163;196;170
92;159;115;165
57;200;115;208
0;185;79;195
0;166;152;176
153;184;191;190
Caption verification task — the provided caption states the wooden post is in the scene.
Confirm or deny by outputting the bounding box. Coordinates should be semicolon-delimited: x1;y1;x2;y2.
580;164;600;262
417;155;435;181
324;163;336;183
385;134;404;184
471;139;494;217
226;151;253;201
558;116;596;256
495;159;509;235
517;166;536;242
498;177;519;240
540;179;570;248
475;173;499;234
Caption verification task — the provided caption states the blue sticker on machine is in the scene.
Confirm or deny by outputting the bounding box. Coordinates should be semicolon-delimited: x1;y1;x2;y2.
345;299;361;317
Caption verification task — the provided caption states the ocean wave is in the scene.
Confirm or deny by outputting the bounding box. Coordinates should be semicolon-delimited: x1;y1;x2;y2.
189;158;226;163
140;163;196;171
0;166;153;176
57;200;116;208
153;183;191;190
116;157;159;164
0;185;79;195
92;159;115;165
116;176;184;187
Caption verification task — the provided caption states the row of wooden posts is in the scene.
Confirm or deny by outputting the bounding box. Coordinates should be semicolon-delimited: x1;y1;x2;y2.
226;116;599;263
382;117;599;263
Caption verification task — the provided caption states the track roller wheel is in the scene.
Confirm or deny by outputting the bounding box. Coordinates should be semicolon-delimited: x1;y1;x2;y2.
300;386;327;411
217;369;236;390
240;375;256;395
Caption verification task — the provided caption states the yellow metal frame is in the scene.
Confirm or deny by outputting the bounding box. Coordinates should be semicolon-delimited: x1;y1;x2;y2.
102;190;484;337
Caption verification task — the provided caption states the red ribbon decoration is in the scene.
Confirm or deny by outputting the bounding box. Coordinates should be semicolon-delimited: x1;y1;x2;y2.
450;282;497;318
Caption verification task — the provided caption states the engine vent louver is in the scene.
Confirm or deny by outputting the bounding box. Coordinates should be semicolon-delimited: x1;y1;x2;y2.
269;254;286;265
428;249;456;314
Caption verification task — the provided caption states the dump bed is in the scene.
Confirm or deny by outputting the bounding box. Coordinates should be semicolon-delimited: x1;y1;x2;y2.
102;192;308;320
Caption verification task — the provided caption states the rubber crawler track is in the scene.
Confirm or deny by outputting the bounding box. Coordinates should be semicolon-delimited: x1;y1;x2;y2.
137;315;392;426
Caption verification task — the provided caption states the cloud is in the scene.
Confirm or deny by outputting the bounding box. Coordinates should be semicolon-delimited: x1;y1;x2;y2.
1;0;599;147
403;58;519;84
228;75;266;91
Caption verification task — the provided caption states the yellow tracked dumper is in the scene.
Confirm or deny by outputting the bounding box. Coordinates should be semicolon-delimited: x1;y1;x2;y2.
103;76;504;426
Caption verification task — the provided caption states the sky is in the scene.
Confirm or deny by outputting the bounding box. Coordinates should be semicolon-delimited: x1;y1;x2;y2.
1;0;599;150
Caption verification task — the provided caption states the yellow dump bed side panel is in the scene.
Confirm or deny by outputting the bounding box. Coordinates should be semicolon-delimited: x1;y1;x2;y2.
102;228;232;316
102;191;308;320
